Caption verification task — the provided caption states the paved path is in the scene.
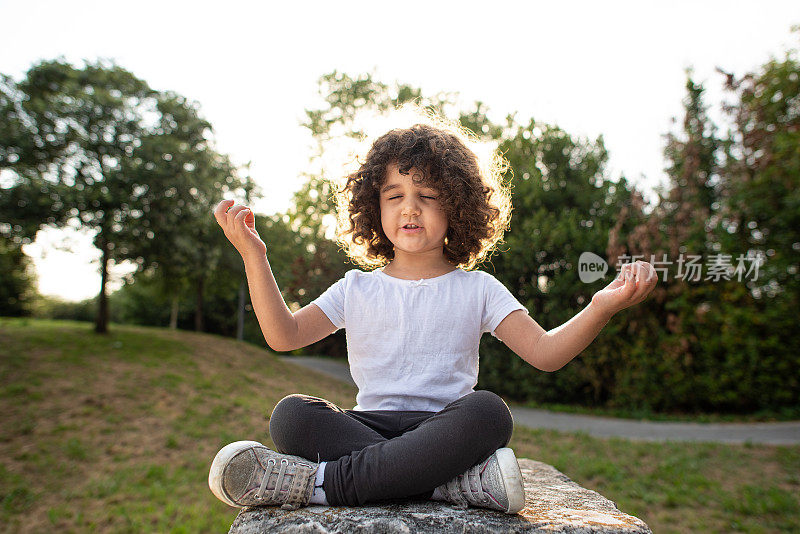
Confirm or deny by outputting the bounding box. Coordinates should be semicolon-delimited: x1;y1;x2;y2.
279;356;800;446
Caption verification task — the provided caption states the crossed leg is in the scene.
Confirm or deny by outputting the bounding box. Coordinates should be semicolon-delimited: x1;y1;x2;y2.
268;391;513;506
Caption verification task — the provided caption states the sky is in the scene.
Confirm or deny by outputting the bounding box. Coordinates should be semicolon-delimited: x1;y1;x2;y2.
2;0;798;301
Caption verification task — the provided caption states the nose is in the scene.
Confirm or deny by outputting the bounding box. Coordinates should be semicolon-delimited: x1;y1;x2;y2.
401;197;422;217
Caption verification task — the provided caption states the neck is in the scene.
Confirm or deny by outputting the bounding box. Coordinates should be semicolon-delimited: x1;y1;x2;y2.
383;252;455;279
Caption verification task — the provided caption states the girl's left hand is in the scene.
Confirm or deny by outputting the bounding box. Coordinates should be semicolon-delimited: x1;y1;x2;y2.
591;260;658;317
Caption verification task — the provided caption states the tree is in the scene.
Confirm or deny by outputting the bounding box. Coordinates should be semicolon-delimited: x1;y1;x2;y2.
716;44;800;303
1;59;155;332
0;236;37;316
1;72;68;312
604;72;725;411
115;90;252;332
711;39;800;409
601;48;800;413
0;59;250;334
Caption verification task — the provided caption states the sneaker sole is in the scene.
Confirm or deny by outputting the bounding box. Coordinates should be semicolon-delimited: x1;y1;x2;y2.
208;440;264;507
495;447;525;514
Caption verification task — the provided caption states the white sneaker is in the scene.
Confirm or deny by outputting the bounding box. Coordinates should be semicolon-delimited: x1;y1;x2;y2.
435;447;525;514
208;441;318;510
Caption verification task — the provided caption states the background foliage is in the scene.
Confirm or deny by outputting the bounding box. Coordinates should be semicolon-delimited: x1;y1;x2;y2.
2;39;798;414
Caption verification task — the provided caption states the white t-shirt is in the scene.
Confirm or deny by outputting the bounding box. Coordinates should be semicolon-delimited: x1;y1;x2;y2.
311;267;529;411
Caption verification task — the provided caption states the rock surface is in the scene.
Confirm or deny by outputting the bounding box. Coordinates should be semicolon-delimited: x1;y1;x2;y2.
228;459;651;533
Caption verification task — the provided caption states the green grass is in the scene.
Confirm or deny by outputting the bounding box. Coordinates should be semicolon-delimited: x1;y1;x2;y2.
509;428;799;533
1;317;798;533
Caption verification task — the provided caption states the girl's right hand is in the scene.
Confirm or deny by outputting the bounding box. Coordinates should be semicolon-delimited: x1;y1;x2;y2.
214;199;267;260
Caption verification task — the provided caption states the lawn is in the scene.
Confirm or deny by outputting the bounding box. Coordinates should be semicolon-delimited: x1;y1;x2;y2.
1;318;797;533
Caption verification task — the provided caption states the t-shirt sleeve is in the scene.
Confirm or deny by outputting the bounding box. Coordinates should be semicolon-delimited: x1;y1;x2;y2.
310;274;347;331
481;273;529;340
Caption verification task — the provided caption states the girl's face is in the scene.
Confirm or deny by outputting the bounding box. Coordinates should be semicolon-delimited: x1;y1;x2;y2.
379;162;448;260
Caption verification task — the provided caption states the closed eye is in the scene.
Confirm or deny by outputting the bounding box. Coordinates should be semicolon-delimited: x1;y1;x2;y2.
388;195;438;200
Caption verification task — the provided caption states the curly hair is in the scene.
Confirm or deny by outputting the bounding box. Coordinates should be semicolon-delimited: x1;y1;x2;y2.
332;108;513;271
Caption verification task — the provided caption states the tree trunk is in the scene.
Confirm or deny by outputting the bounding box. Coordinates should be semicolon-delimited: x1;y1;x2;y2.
237;279;246;341
95;234;109;334
195;274;204;332
170;295;179;330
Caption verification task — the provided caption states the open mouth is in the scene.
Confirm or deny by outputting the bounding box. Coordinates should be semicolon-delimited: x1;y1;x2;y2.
401;224;422;233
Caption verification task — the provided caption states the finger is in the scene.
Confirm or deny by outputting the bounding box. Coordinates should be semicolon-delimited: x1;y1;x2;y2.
244;207;255;224
638;262;649;282
234;207;251;227
613;267;629;291
610;269;636;299
635;262;648;283
623;264;633;282
214;199;235;225
607;276;624;290
636;262;654;285
643;263;657;284
226;205;248;225
633;268;656;302
625;268;637;294
632;280;652;304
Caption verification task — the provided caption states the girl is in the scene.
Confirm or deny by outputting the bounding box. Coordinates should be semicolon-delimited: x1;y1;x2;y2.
208;118;657;515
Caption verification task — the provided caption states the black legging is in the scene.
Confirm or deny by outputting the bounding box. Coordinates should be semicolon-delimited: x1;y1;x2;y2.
268;390;514;506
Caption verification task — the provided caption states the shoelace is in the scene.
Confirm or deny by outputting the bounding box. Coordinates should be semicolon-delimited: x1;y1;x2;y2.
254;457;310;510
255;458;288;503
444;462;488;508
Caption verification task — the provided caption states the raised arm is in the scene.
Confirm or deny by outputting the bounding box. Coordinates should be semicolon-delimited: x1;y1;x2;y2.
495;260;657;372
213;199;336;352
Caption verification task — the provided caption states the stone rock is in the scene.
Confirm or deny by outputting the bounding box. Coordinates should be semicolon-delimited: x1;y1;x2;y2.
228;458;652;533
